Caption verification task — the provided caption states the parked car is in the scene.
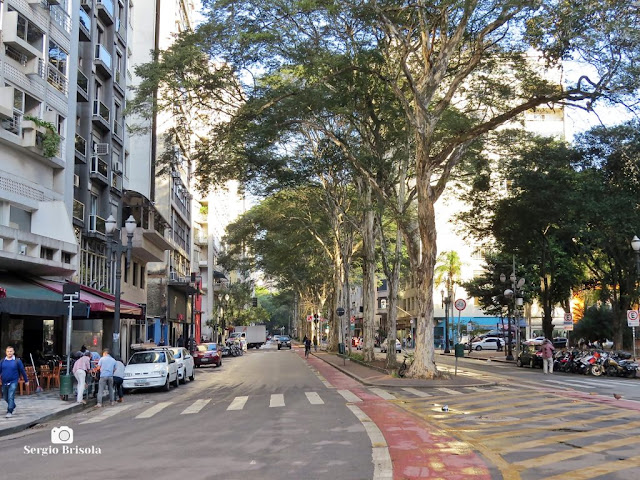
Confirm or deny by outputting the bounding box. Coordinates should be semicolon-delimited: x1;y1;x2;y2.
194;343;222;368
553;337;568;349
517;342;544;368
380;338;401;353
169;347;195;383
277;335;292;350
123;349;179;391
471;337;503;351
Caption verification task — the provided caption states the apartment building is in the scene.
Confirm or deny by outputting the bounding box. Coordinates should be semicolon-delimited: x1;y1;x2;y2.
0;0;81;358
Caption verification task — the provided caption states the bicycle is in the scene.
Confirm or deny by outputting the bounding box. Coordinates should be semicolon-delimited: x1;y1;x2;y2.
398;352;414;378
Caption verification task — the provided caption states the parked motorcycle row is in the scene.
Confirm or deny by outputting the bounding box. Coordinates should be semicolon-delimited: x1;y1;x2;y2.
222;340;244;357
553;349;638;377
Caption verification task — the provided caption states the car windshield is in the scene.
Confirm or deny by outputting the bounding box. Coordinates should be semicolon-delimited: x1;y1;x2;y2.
280;336;290;341
170;349;182;359
129;352;166;364
197;344;217;352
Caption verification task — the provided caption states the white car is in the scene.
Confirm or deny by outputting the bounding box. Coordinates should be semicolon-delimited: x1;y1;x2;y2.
123;350;179;391
471;337;502;351
380;338;402;353
169;347;195;384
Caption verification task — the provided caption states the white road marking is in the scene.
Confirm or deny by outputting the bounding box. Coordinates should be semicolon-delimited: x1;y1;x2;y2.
346;404;393;479
227;396;248;411
181;399;210;415
436;387;463;395
546;378;625;389
370;388;396;400
338;389;362;403
402;387;432;398
80;404;132;424
305;392;324;405
270;393;285;407
466;387;490;392
135;401;172;419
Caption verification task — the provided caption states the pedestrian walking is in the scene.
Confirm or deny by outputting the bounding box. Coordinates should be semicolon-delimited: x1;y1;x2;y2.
72;351;91;404
312;336;318;352
113;357;125;403
176;336;185;347
541;339;555;374
304;337;311;358
0;346;29;418
96;349;117;407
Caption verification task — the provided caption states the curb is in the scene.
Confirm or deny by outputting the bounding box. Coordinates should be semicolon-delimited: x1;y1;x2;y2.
312;353;497;389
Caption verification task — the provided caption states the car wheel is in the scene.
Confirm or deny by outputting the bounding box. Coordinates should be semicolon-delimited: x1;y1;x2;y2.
475;346;482;351
173;373;180;388
189;368;195;381
516;359;522;367
164;376;170;392
180;370;187;384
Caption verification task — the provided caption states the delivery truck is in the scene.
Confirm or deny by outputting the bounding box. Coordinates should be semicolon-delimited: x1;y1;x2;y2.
233;325;267;349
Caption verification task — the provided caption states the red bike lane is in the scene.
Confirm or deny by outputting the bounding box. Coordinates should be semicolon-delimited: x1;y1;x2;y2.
301;350;495;480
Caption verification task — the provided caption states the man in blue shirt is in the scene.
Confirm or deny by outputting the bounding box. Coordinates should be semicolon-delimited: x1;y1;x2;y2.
96;349;117;407
0;346;29;418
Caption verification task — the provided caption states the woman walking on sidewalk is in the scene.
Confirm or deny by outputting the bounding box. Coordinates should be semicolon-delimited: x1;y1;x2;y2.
541;339;555;374
72;351;91;404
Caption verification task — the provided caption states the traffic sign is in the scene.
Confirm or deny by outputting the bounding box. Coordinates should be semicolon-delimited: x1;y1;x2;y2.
336;307;345;317
454;299;466;311
350;316;355;325
307;315;313;322
564;324;574;331
564;312;573;323
627;310;639;327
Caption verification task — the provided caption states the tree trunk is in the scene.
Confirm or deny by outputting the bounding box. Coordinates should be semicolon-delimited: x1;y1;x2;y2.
385;222;402;370
361;182;377;363
407;170;438;378
328;238;343;352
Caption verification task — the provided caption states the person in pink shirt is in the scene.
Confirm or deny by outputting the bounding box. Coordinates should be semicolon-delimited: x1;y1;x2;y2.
540;339;555;374
72;351;91;404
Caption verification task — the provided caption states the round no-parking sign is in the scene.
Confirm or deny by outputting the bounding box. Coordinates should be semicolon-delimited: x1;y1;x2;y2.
627;310;639;327
454;299;466;311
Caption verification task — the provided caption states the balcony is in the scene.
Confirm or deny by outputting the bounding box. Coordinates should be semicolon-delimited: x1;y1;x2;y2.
0;87;16;120
50;5;72;34
113;120;123;143
81;0;93;11
5;45;28;67
88;214;106;236
115;18;126;42
47;65;68;95
94;44;112;77
194;234;208;246
96;0;115;25
90;156;109;184
92;100;110;131
79;8;91;41
73;199;85;224
114;70;125;95
77;69;89;102
2;12;44;59
75;133;87;160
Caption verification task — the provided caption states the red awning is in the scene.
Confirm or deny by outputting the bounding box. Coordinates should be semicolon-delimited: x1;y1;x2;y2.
35;280;142;317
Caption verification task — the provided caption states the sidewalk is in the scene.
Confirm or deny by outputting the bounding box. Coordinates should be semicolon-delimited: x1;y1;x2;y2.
312;351;496;388
0;388;96;438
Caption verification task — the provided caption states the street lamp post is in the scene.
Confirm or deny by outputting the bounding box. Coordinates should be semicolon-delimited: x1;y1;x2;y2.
441;289;451;353
105;214;137;359
500;262;525;362
632;236;640;275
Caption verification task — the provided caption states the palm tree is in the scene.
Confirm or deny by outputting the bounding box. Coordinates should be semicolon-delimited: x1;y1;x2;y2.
434;251;463;350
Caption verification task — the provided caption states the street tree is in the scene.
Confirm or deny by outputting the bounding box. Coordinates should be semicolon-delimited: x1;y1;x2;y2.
131;0;640;377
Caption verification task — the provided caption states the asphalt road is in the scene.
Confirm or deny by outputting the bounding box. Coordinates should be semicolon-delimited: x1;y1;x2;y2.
0;342;374;480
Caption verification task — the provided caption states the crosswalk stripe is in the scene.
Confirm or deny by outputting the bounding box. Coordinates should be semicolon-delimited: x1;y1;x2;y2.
227;396;248;411
181;399;210;415
135;402;172;419
548;378;630;389
465;387;489;392
80;404;132;424
270;393;285;408
337;389;362;403
402;387;431;398
436;387;463;395
370;388;396;400
305;392;324;405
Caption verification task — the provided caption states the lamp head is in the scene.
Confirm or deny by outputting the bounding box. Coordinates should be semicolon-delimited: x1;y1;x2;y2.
632;235;640;252
125;215;137;234
105;215;116;234
504;288;514;298
517;277;525;289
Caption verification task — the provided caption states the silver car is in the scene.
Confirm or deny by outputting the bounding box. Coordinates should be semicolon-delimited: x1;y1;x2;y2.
169;347;195;384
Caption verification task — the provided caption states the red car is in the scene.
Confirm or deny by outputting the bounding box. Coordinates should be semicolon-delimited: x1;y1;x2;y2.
194;343;222;368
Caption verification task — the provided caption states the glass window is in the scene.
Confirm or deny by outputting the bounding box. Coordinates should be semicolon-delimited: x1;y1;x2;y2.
140;266;145;289
207;344;218;351
129;352;165;364
49;41;68;75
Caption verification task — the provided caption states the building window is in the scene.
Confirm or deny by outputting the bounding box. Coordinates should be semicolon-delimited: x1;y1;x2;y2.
10;8;44;50
132;262;138;286
62;252;72;264
40;247;54;260
123;259;129;283
140;266;145;289
49;41;68;76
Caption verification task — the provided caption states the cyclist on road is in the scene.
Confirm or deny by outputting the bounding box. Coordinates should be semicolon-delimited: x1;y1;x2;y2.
304;337;312;358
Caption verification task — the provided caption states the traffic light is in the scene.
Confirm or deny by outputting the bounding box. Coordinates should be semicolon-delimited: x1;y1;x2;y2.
252;297;258;307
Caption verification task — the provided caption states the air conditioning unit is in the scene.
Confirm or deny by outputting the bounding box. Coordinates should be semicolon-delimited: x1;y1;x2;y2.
112;160;122;173
73;174;80;187
94;143;110;155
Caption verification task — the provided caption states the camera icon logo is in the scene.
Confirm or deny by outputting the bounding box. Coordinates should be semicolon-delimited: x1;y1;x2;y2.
51;426;74;445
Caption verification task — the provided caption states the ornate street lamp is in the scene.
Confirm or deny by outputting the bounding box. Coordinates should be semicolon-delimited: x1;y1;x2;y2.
105;214;137;359
632;235;640;275
501;268;525;361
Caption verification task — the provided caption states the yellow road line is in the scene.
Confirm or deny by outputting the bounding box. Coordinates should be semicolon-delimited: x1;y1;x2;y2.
500;419;640;454
542;454;640;480
455;397;556;415
481;410;632;441
515;435;639;469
